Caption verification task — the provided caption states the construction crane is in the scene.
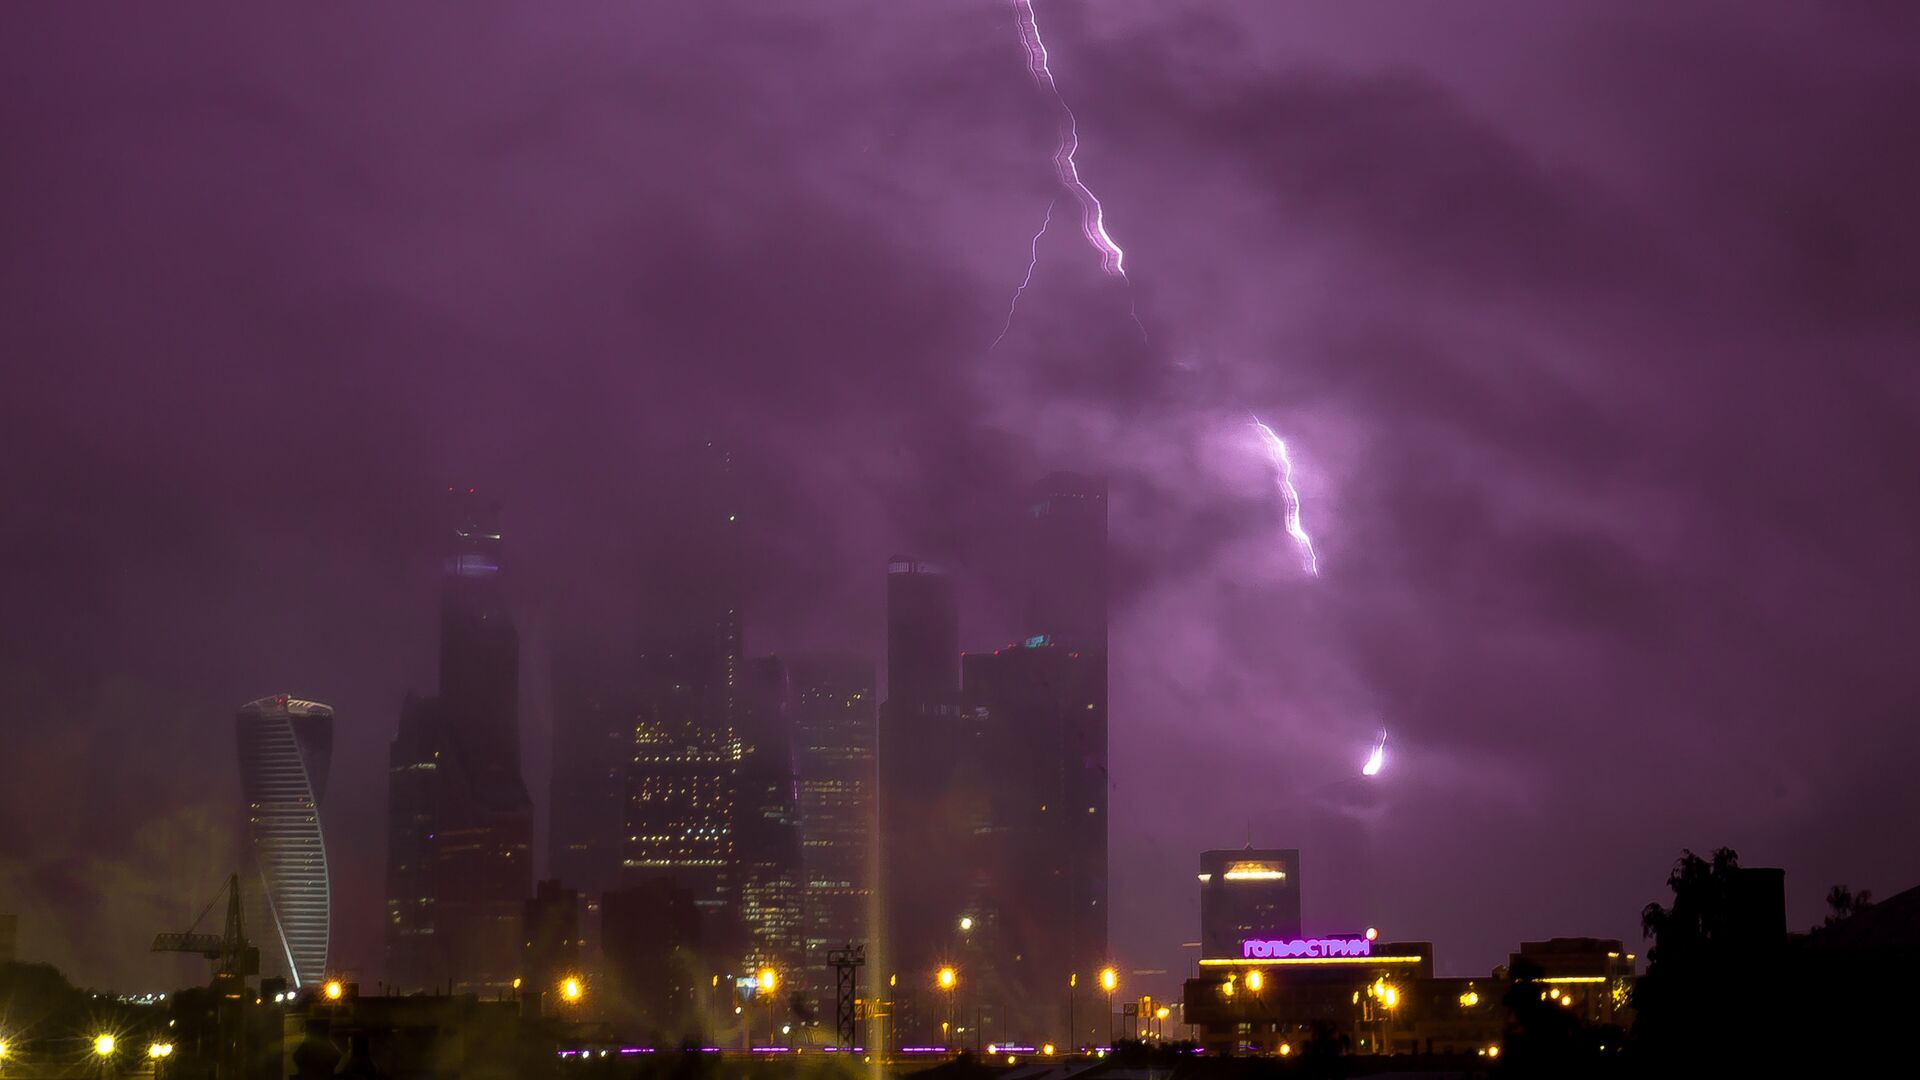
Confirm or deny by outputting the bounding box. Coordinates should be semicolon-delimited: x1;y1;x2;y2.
152;872;260;988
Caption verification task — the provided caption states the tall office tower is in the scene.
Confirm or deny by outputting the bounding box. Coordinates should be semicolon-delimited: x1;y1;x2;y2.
1198;849;1302;958
879;558;972;1037
235;695;335;989
624;630;741;926
432;491;533;994
886;558;959;701
958;643;1105;1043
548;644;634;899
1017;471;1110;1043
522;879;582;1005
787;654;877;1011
735;656;803;980
384;693;442;991
1020;473;1108;652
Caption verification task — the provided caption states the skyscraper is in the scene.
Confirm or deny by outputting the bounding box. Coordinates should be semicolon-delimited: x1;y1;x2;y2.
384;692;442;991
787;654;876;1011
433;492;533;994
735;656;803;981
236;694;334;988
886;558;959;702
624;629;741;918
879;558;972;1038
1019;473;1109;652
381;491;533;994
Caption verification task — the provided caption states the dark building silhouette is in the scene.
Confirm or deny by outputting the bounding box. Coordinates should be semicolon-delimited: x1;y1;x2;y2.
1200;848;1302;959
547;645;633;900
1020;472;1109;653
382;491;531;994
787;654;877;1011
236;695;335;989
384;693;441;991
879;558;969;1038
886;559;959;702
522;879;581;1007
432;492;533;995
960;641;1106;1043
602;880;703;1040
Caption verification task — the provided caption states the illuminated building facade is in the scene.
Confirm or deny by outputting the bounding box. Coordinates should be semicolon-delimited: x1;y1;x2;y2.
788;654;877;1010
624;629;742;916
1200;848;1303;959
735;655;803;979
1184;937;1436;1054
236;694;335;988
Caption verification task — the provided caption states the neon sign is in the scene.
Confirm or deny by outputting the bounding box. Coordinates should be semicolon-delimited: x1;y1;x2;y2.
1241;937;1373;959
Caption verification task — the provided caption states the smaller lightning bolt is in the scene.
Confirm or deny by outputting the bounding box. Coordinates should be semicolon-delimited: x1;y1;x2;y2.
992;197;1056;352
1362;732;1387;777
1251;415;1319;576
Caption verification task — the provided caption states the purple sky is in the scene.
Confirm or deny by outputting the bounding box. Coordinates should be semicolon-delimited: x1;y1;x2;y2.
5;2;1919;996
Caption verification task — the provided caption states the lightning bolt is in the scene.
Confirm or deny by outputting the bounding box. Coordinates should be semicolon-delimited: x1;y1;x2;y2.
1011;0;1126;277
991;197;1056;352
1251;415;1319;576
1362;732;1387;777
998;5;1321;571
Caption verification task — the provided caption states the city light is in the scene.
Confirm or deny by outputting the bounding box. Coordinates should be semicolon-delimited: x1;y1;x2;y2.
937;967;956;990
1042;1044;1055;1056
94;1034;116;1057
1460;990;1480;1007
1365;927;1379;941
561;976;584;1003
148;1043;174;1058
0;1038;9;1059
1278;1043;1292;1056
323;980;344;1001
1100;967;1117;992
1155;1007;1170;1020
1245;971;1263;992
758;969;778;993
1488;1046;1502;1058
959;916;973;932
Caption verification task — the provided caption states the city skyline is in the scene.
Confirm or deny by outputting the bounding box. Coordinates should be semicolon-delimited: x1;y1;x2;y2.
5;0;1919;1015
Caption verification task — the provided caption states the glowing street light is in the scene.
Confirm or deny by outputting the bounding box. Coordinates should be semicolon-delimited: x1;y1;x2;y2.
323;980;344;1001
757;968;778;993
958;916;974;932
1245;970;1263;992
1100;968;1117;992
560;976;584;1003
94;1034;116;1057
937;967;957;990
148;1043;174;1058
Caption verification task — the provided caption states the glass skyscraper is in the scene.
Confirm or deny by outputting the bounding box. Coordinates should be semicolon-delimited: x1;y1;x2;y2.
236;694;334;988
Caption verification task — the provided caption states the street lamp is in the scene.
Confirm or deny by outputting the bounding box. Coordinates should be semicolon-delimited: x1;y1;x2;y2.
1100;968;1117;1045
323;981;344;1002
757;970;779;1047
1245;970;1263;993
94;1035;116;1058
936;968;957;1049
560;976;584;1004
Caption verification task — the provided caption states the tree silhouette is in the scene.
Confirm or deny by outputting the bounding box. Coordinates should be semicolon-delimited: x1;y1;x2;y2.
1823;883;1873;927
